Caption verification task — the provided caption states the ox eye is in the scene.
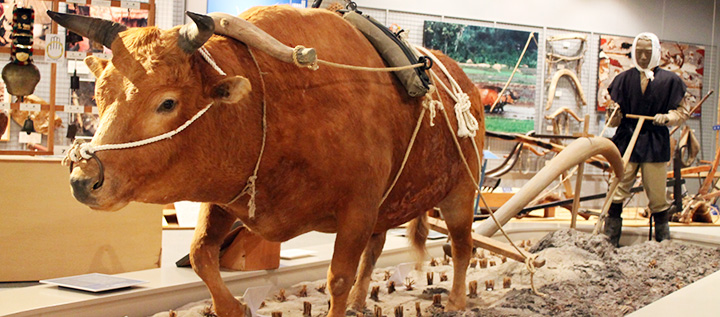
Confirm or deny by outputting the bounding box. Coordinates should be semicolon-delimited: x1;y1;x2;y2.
157;99;176;112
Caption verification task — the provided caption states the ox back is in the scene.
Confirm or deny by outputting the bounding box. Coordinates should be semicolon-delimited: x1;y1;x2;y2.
224;6;485;237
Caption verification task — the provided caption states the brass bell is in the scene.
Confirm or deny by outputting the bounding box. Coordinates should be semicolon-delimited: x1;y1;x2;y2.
21;115;35;134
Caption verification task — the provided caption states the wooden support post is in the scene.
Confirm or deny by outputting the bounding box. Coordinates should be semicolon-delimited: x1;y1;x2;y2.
219;226;281;271
570;115;590;228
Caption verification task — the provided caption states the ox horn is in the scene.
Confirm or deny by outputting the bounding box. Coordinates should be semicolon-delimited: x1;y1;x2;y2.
46;11;126;48
178;11;215;54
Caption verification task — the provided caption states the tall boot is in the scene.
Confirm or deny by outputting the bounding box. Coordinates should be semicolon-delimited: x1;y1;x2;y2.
604;202;624;247
653;207;673;242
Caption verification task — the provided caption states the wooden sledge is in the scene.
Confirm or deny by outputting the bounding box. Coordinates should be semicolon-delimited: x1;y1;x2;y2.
427;217;546;268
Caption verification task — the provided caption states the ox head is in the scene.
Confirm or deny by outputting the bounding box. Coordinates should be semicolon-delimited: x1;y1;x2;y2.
49;11;252;210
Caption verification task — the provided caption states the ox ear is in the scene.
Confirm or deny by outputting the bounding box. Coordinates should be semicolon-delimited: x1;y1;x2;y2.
211;76;251;104
85;56;109;78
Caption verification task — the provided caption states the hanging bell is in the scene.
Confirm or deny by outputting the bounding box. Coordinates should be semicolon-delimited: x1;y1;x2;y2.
70;69;80;91
21;116;35;134
66;122;78;139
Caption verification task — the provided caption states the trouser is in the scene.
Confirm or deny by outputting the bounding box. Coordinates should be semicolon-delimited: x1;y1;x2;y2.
612;161;670;214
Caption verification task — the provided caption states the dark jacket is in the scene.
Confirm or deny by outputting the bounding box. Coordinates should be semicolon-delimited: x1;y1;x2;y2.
608;67;686;162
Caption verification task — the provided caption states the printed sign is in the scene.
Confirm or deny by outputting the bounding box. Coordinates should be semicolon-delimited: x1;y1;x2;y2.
45;34;65;63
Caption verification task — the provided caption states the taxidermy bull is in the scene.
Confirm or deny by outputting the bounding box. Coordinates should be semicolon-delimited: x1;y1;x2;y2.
50;6;485;316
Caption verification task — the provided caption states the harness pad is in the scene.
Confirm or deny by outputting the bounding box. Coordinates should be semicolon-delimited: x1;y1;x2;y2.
343;11;430;97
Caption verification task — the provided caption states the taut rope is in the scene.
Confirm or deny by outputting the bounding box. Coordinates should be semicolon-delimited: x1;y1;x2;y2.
225;47;268;219
419;47;546;297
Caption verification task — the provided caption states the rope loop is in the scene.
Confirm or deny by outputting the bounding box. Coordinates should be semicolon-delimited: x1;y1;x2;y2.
293;45;319;70
454;92;478;137
418;55;433;70
525;254;547;297
62;141;95;166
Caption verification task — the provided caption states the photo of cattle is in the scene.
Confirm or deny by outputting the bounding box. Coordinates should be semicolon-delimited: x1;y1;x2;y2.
597;35;705;115
423;21;538;133
65;4;148;54
0;1;53;50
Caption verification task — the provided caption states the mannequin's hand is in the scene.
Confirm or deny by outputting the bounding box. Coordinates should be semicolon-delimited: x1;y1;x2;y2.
653;113;670;126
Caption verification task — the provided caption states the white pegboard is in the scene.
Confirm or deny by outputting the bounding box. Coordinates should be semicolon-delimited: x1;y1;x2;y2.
0;0;182;152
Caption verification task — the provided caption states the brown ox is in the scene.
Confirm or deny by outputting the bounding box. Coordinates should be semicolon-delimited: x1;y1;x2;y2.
51;6;484;316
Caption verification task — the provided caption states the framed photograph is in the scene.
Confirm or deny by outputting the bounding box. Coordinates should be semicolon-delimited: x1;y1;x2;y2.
207;0;307;15
597;35;704;116
424;21;538;133
65;4;149;54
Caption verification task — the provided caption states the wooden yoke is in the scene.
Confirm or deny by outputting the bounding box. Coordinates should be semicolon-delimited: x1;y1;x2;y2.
209;12;317;67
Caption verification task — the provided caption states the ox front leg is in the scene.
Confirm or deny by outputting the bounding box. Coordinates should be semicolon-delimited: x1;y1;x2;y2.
327;210;376;316
438;184;475;311
347;231;387;312
190;203;246;317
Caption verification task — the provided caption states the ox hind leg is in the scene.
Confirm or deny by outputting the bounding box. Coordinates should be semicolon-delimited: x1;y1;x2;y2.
327;206;377;317
190;203;245;317
347;213;429;312
437;182;475;311
347;231;387;312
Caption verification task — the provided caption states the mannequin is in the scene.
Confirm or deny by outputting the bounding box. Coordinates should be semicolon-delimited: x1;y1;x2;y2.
604;32;689;246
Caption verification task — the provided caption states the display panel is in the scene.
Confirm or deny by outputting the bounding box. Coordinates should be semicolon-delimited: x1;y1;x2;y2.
65;4;149;54
207;0;306;15
423;21;538;133
0;1;53;50
597;35;705;116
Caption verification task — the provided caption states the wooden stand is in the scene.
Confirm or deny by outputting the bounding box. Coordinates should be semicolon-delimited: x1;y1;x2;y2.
0;157;162;281
219;227;281;271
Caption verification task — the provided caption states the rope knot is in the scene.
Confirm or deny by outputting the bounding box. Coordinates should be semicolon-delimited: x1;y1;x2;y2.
421;85;444;126
244;175;258;218
293;45;319;70
525;254;547;297
454;92;478;138
62;141;95;166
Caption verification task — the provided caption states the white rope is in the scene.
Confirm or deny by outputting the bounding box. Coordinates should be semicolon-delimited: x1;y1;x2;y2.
414;45;479;138
422;85;441;126
63;103;213;165
199;47;227;76
63;47;226;167
422;63;545;297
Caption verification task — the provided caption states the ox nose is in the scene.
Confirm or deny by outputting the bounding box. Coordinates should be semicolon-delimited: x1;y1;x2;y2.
70;174;100;204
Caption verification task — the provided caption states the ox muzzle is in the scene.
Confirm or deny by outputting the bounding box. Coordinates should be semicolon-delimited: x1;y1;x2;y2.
68;154;105;205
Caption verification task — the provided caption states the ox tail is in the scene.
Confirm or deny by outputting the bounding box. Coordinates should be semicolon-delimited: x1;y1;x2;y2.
406;212;429;270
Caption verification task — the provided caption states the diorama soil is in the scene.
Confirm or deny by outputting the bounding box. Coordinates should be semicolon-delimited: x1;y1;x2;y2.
152;229;720;317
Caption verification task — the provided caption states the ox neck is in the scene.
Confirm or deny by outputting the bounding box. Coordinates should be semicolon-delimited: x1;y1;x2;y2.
219;46;268;219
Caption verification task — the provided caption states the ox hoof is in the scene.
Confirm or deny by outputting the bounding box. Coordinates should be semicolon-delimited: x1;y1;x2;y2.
213;301;246;317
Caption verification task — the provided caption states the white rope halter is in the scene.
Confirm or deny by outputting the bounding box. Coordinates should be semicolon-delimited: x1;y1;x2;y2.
63;47;226;167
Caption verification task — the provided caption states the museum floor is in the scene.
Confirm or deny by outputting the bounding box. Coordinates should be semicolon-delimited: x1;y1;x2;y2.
1;211;719;317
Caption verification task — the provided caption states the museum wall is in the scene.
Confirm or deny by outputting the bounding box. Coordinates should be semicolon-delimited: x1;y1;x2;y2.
2;0;716;210
0;0;186;152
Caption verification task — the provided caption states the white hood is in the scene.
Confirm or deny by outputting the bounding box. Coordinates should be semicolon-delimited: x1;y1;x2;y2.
631;32;661;81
